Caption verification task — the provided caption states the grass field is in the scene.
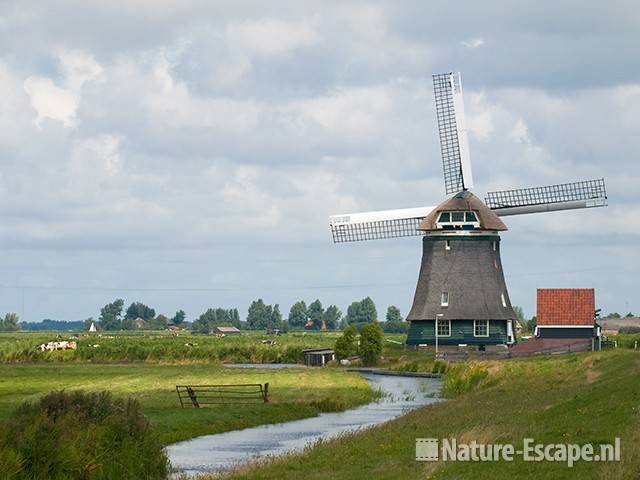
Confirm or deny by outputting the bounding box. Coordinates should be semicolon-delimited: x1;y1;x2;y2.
221;349;640;480
0;363;372;446
0;330;351;364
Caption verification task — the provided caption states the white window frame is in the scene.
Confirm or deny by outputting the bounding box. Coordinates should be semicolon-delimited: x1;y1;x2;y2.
441;292;449;307
501;293;507;308
445;240;451;251
474;319;489;337
437;319;451;337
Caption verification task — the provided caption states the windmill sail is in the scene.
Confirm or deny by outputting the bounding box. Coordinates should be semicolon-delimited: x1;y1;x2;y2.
486;179;607;216
433;72;474;194
329;206;435;243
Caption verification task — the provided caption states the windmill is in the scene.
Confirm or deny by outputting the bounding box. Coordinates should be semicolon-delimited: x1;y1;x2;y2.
328;72;607;351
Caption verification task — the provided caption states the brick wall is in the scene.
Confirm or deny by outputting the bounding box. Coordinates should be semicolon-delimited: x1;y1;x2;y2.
537;289;595;326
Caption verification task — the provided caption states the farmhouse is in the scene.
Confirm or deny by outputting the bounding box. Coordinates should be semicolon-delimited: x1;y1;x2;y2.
535;288;601;350
214;326;241;335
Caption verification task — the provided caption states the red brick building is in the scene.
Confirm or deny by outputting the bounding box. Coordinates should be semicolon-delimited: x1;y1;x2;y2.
535;288;600;349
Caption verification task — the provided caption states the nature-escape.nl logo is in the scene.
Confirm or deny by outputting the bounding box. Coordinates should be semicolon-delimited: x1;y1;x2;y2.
416;438;620;467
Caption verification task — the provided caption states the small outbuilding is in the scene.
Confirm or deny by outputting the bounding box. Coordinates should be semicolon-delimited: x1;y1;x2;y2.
302;348;335;366
214;326;241;335
535;288;600;350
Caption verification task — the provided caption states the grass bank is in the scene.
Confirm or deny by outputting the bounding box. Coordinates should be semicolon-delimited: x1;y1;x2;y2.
220;350;640;479
0;363;372;445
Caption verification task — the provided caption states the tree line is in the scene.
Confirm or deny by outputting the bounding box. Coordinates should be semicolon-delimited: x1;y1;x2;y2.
88;296;410;333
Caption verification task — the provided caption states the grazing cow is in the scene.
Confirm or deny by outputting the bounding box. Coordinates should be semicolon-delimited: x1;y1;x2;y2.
38;341;77;352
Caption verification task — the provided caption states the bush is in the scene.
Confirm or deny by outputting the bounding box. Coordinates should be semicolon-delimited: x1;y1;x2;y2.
618;326;640;334
0;390;168;479
335;325;358;360
359;323;383;366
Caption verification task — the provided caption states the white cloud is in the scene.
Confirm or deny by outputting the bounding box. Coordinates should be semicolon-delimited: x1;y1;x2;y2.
56;48;103;90
23;76;79;128
462;37;485;48
225;17;318;56
289;86;392;136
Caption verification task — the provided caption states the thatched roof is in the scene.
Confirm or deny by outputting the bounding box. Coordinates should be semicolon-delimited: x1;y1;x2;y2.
418;191;507;232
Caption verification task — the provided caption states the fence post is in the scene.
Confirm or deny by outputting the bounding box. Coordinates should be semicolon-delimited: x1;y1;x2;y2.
187;387;199;408
263;383;269;403
176;386;184;408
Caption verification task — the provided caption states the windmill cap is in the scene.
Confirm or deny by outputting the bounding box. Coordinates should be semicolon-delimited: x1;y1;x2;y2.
418;190;508;231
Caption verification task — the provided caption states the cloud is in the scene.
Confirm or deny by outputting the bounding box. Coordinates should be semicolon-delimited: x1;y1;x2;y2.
225;17;318;56
1;1;639;321
22;48;103;128
23;76;79;128
462;37;485;48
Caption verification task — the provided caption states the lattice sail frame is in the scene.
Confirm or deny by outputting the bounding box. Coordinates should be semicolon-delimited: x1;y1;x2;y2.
329;206;435;243
433;72;474;194
485;179;607;215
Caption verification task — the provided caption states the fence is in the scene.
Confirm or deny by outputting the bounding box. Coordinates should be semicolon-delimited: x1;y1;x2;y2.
176;383;269;408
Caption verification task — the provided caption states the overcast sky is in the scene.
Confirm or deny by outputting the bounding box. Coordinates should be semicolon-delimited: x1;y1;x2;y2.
1;0;638;322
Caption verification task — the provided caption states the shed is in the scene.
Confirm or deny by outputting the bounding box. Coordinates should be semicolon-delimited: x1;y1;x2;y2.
535;289;600;350
302;348;335;366
214;326;241;335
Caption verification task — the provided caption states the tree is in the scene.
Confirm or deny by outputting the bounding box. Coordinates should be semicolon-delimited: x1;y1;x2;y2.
172;310;186;325
1;313;20;332
525;316;537;333
359;322;383;366
334;325;357;360
287;301;308;328
323;305;342;330
606;312;621;319
345;297;378;326
99;299;124;331
625;312;635;318
148;314;169;330
246;299;281;330
386;306;403;323
307;299;324;330
513;305;525;322
124;302;156;322
360;297;377;323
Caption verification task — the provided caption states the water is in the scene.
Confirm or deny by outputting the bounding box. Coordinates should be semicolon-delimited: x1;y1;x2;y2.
167;373;442;476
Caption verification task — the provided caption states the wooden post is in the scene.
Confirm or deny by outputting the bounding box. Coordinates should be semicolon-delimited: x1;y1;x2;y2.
187;387;199;408
176;386;184;408
263;383;269;403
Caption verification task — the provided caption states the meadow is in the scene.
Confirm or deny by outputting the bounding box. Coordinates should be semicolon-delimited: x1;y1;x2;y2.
0;362;373;446
0;330;348;364
220;349;640;480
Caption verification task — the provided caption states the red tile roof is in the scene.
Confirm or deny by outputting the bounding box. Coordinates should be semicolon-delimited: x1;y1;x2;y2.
537;289;595;326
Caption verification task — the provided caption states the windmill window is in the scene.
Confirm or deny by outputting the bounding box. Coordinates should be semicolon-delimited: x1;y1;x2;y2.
436;211;481;230
438;212;451;222
474;320;489;337
465;212;478;222
445;240;451;250
493;241;497;251
501;293;507;307
437;319;451;337
441;292;449;307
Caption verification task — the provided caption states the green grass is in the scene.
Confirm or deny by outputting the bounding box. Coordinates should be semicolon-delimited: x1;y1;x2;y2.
220;350;640;480
0;363;372;446
0;330;348;364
